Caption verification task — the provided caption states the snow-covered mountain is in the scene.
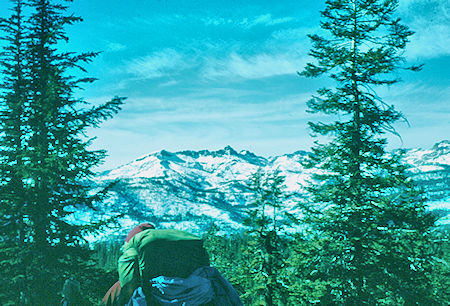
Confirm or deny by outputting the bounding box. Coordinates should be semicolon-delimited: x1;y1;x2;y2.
83;141;449;241
402;141;449;211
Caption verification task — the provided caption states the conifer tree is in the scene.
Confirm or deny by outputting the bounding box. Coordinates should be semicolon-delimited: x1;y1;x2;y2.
237;169;290;305
203;224;245;294
0;1;33;303
0;0;124;304
298;0;439;304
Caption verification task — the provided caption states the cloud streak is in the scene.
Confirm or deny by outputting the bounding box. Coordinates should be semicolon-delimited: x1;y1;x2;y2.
406;22;450;59
99;92;311;130
105;42;127;52
202;13;295;28
203;52;308;80
399;0;450;59
124;49;190;79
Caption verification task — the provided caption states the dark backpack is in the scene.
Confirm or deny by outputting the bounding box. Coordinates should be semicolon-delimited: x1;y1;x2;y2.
126;267;242;306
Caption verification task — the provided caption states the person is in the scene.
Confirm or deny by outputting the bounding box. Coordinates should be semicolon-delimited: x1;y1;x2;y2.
102;223;242;305
101;223;155;306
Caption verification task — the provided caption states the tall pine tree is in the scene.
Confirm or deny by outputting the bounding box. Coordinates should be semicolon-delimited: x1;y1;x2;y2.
298;0;439;304
0;0;124;304
0;1;32;303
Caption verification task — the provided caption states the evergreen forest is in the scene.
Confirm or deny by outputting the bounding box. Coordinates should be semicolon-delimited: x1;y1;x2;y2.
0;0;448;305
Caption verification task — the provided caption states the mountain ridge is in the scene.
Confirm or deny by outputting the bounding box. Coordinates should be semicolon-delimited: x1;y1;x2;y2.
82;141;449;241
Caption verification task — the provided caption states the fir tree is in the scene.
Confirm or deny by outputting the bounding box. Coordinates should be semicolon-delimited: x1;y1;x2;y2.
0;0;124;304
203;224;246;296
237;169;290;305
0;0;32;303
297;0;439;304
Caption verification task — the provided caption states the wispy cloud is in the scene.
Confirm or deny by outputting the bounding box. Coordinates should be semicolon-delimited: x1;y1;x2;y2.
240;14;295;28
399;0;450;59
105;92;311;125
381;82;450;112
124;49;190;79
406;22;450;59
203;52;308;80
202;13;295;28
105;42;127;52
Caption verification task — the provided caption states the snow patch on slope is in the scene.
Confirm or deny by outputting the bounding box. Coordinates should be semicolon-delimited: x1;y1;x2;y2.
86;141;449;239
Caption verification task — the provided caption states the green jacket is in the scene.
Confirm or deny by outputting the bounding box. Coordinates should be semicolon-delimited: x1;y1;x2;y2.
118;229;210;302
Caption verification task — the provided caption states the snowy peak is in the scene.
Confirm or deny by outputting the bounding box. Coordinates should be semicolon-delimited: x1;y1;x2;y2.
401;140;450;173
88;142;449;240
428;140;450;164
98;146;268;182
433;140;450;152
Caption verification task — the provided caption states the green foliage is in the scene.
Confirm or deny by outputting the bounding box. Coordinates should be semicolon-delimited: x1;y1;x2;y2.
0;2;30;302
92;239;123;273
238;170;291;305
203;170;294;305
284;233;329;305
429;225;450;303
297;0;443;304
203;224;246;294
0;0;124;304
90;239;123;303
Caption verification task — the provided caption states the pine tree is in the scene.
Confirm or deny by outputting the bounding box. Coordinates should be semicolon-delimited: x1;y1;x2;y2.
0;0;33;303
297;0;440;304
203;224;246;296
0;0;124;304
237;169;290;305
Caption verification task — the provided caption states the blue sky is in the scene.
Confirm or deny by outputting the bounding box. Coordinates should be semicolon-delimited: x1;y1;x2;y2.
1;0;449;170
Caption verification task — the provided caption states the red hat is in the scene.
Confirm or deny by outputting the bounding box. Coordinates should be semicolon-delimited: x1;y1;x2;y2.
125;222;155;242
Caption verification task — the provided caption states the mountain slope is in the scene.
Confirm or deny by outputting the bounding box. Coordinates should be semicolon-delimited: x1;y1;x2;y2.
83;141;449;241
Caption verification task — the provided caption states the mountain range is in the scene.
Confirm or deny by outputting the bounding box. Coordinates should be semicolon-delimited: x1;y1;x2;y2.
76;141;449;241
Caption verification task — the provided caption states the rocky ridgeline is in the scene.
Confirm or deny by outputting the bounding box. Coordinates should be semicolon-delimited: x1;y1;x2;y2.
76;141;449;241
